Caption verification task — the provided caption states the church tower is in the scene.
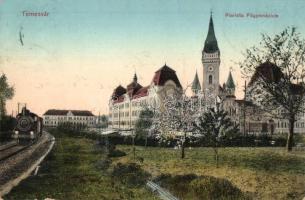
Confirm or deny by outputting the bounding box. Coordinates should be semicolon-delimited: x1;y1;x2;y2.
202;13;220;100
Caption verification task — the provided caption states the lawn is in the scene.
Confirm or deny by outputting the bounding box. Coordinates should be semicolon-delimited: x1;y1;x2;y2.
113;145;305;200
4;134;157;200
5;132;305;200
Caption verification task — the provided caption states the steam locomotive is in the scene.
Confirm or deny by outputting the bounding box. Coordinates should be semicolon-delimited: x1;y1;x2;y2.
12;107;43;141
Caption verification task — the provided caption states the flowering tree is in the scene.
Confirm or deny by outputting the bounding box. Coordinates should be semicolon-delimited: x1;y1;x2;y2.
151;89;205;159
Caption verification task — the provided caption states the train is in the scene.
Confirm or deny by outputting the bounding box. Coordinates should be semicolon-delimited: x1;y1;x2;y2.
12;107;43;141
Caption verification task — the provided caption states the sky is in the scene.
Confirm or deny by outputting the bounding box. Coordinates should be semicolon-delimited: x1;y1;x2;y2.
1;0;305;115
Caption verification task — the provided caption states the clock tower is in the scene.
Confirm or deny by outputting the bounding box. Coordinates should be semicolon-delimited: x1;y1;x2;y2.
202;13;220;101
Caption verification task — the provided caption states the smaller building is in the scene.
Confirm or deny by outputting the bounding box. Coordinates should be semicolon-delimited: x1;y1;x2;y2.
43;109;96;127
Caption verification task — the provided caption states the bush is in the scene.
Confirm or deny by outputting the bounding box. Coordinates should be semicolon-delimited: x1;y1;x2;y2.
190;176;245;200
155;174;245;200
112;163;151;187
155;174;198;197
0;116;16;141
108;149;127;158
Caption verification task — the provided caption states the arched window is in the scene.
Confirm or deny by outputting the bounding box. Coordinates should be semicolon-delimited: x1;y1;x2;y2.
209;75;213;84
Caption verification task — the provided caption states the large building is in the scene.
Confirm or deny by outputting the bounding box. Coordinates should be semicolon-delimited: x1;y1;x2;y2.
43;109;96;127
109;13;305;134
191;13;305;135
109;65;182;130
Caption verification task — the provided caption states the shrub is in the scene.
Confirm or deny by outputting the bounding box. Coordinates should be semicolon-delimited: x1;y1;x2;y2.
108;149;127;158
0;116;16;131
156;174;198;197
155;174;245;200
112;163;151;187
190;176;244;200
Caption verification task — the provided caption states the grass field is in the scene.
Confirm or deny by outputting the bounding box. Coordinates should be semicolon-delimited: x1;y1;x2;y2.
113;145;305;200
5;134;157;200
4;132;305;200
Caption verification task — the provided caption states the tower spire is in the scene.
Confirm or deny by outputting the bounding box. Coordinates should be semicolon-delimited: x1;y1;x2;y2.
226;71;235;89
203;12;219;53
225;71;236;96
133;72;137;83
192;70;201;95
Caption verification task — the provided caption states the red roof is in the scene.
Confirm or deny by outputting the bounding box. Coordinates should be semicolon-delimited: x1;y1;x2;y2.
152;64;182;88
127;81;143;97
112;85;127;99
132;86;149;99
249;61;305;95
111;64;182;104
249;61;284;86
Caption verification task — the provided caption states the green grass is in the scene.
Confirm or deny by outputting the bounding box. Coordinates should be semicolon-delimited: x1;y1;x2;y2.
5;134;157;200
114;146;305;200
5;132;305;200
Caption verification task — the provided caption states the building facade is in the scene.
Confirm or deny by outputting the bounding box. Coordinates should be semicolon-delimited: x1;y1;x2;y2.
43;109;96;127
108;13;305;135
109;65;182;130
191;13;305;135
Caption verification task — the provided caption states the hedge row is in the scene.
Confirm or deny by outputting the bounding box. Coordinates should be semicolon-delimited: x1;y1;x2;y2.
48;127;289;148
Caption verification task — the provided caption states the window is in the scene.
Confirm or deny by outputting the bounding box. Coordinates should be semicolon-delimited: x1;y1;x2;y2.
209;75;213;84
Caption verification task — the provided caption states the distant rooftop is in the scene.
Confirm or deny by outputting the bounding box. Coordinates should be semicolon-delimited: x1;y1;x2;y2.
44;109;95;116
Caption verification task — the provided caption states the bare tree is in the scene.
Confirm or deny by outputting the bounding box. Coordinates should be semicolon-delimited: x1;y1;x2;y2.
240;27;305;151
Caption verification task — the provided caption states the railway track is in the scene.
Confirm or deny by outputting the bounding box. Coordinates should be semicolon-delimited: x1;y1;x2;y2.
0;141;18;152
147;181;179;200
0;142;34;162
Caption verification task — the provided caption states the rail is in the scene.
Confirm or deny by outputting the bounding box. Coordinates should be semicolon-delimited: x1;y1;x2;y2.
0;141;18;151
0;142;34;162
146;181;179;200
0;132;55;197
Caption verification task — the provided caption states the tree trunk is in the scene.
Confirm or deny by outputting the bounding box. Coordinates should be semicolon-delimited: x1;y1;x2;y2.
181;133;186;159
145;132;148;148
181;143;185;159
0;99;5;121
214;143;218;168
214;148;219;168
132;135;136;160
286;117;295;152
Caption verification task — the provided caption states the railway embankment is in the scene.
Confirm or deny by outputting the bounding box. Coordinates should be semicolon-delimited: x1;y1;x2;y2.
0;132;55;197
